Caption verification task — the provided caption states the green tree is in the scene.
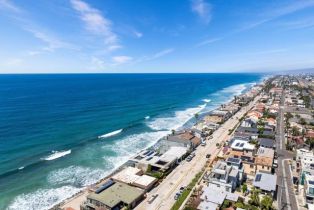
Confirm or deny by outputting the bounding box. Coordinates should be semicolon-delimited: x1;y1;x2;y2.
299;118;307;125
285;112;293;120
260;195;274;210
249;188;261;207
242;184;248;193
222;200;231;208
291;126;301;136
306;138;314;150
234;202;245;209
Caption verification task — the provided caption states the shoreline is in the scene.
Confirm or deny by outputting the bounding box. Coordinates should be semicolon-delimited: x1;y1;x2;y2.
53;79;265;210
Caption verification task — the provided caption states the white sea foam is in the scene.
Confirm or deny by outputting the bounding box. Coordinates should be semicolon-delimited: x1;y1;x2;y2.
198;103;206;108
18;166;24;170
220;83;247;95
43;150;71;161
47;166;106;187
145;116;150;120
98;129;122;139
7;186;80;210
147;105;205;131
202;99;211;103
102;131;169;168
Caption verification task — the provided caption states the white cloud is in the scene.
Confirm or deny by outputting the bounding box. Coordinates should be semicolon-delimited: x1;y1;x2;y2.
5;58;23;66
239;1;314;32
0;0;21;12
279;16;314;30
191;0;212;24
150;48;174;59
25;28;77;52
107;45;122;51
112;56;133;64
133;48;174;64
90;56;106;70
196;37;221;47
70;0;118;48
133;30;143;38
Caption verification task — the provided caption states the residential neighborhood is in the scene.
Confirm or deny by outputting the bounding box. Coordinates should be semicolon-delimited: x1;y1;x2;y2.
54;75;314;210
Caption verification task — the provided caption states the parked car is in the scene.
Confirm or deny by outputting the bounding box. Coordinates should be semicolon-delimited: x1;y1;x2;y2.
174;192;180;200
206;154;211;158
179;186;185;193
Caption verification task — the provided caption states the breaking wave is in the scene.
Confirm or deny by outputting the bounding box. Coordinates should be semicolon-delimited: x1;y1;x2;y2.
42;150;71;161
147;105;205;131
7;186;80;210
98;129;123;139
102;131;169;168
47;166;106;187
202;99;211;103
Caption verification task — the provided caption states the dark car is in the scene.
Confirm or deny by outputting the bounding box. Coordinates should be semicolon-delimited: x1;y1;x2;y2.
179;186;185;193
206;154;211;158
174;192;181;200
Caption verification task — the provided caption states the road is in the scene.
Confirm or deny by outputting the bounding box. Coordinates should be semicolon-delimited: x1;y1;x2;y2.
276;91;298;210
135;97;259;210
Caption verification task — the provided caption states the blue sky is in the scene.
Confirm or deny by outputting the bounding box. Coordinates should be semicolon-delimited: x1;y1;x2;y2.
1;0;314;73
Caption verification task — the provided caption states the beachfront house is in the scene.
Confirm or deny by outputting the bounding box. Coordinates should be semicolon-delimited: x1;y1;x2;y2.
164;130;201;151
220;103;240;114
130;146;188;173
81;181;145;210
111;167;157;191
210;110;232;122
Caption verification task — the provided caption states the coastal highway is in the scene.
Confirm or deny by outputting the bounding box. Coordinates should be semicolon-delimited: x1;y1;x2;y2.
276;92;298;210
135;96;260;210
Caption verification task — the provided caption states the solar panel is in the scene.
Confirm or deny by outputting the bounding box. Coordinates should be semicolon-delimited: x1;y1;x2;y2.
255;174;262;182
309;181;314;185
95;179;115;194
228;157;240;163
236;143;240;146
240;143;244;147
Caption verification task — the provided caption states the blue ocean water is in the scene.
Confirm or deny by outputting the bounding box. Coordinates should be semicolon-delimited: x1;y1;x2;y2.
0;73;263;209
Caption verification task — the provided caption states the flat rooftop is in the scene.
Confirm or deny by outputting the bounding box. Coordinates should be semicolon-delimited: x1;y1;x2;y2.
253;172;277;192
88;182;144;208
256;147;274;158
231;139;255;151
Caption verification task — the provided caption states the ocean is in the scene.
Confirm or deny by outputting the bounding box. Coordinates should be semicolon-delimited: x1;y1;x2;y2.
0;73;263;210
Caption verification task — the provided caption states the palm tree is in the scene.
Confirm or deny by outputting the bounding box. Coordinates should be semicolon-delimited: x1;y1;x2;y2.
171;129;175;135
260;195;274;210
249;187;260;207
